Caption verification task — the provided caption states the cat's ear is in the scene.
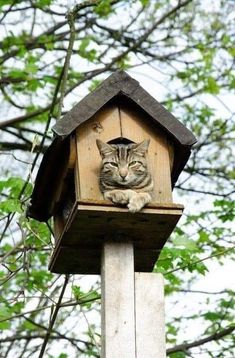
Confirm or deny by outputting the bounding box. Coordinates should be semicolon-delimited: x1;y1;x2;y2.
133;139;150;156
96;139;114;158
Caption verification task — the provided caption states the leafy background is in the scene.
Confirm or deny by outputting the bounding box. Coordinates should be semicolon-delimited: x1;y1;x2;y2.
0;0;234;357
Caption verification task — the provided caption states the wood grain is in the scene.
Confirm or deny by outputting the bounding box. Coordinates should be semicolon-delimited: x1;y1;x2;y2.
135;273;166;358
75;102;173;204
49;202;183;274
68;135;76;169
77;199;183;209
167;138;174;173
76;104;121;201
101;242;135;358
120;105;172;202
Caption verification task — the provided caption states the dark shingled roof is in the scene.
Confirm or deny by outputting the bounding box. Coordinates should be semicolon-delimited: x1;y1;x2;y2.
27;70;196;222
53;70;197;146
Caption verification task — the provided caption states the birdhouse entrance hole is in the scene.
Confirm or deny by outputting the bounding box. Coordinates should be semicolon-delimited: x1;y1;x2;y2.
107;137;135;145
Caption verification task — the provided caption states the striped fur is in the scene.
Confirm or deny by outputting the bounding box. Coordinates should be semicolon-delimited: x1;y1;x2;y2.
96;139;153;212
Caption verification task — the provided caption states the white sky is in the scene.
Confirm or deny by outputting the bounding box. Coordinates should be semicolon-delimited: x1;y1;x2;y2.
0;1;234;357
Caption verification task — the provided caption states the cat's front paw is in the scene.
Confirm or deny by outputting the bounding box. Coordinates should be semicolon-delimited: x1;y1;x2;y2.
128;198;144;213
104;190;129;205
127;193;151;213
128;202;143;213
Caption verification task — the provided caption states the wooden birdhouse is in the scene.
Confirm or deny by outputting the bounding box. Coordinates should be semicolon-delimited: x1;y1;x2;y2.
27;70;196;274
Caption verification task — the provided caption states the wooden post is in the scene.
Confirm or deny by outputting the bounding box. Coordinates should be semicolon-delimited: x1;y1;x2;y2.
135;272;166;358
101;243;166;358
101;242;136;358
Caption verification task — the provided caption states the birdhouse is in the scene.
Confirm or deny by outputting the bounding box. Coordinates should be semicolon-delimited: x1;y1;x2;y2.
27;70;196;274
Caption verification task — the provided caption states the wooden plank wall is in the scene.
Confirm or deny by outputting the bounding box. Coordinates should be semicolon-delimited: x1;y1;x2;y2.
76;104;121;200
76;102;172;203
120;106;172;203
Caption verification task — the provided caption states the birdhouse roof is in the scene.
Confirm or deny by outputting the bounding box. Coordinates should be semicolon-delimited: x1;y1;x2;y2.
53;70;196;146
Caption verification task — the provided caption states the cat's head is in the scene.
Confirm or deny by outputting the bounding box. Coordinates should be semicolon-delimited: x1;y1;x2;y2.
96;139;150;188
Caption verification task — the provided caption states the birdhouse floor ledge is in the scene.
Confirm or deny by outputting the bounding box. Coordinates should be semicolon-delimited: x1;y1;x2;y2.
49;200;183;274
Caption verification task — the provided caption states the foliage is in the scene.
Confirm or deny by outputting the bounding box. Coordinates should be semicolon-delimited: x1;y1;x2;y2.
0;0;234;357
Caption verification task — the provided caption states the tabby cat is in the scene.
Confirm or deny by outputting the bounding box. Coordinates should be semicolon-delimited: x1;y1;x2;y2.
96;139;153;212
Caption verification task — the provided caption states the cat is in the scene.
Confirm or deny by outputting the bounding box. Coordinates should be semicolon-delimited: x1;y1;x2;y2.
96;139;153;212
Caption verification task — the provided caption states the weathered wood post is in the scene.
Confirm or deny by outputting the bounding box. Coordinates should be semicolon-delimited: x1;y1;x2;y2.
101;242;166;358
27;70;196;357
101;242;136;357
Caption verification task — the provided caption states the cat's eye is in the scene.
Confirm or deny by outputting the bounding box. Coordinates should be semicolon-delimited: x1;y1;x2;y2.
108;162;118;167
129;161;139;166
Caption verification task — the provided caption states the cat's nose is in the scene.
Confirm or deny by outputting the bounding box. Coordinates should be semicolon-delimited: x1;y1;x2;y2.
119;168;128;179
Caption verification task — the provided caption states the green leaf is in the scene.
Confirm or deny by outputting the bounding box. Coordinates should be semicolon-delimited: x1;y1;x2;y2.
204;76;220;94
25;63;38;75
156;248;174;271
22;270;53;291
170;353;186;358
199;231;209;243
0;321;10;330
0;306;12;329
0;0;15;8
0;177;32;197
204;311;222;321
72;286;99;307
81;290;99;309
116;55;131;70
194;261;208;275
8;68;27;80
139;0;149;6
95;0;112;17
36;0;53;6
0;306;11;320
0;199;22;213
79;38;90;54
28;79;43;92
72;285;82;300
89;79;102;92
228;47;235;57
173;237;198;251
78;38;97;62
176;71;188;80
214;199;235;222
22;320;37;331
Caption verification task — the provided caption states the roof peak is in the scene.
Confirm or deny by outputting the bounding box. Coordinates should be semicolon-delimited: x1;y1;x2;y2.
92;70;139;96
53;70;196;147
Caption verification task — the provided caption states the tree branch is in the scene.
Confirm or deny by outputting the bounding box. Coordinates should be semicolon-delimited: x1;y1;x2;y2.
38;274;69;358
167;325;235;354
164;246;235;276
0;141;47;153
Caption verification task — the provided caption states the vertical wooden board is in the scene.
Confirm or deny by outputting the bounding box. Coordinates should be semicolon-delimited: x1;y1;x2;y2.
74;159;80;201
76;104;121;201
120;106;172;203
53;216;63;242
167;139;174;173
101;242;136;358
135;272;166;358
68;135;76;169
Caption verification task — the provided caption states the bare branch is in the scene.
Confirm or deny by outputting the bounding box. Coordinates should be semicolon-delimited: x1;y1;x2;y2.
38;275;69;358
167;325;235;354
